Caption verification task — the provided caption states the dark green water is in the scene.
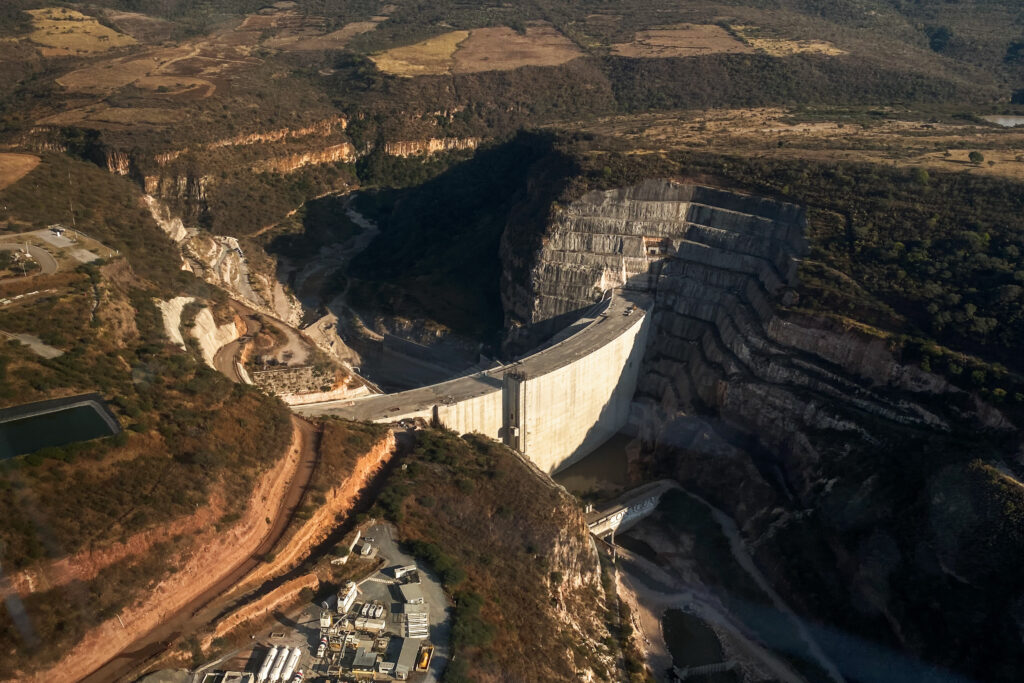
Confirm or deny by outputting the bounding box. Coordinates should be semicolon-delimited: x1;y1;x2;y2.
552;432;633;496
662;609;737;682
0;405;115;460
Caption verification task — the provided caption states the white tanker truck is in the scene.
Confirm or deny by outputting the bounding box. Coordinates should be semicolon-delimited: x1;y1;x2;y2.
268;646;290;683
256;645;278;683
281;646;302;682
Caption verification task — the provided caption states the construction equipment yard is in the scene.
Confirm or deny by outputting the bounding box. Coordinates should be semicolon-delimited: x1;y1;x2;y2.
192;522;450;683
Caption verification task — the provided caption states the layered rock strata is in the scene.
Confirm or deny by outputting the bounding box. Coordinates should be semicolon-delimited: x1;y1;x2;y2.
502;177;1014;679
504;179;977;448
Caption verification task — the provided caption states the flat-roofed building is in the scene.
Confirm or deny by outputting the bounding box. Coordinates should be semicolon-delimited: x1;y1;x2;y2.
399;582;424;604
394;638;420;680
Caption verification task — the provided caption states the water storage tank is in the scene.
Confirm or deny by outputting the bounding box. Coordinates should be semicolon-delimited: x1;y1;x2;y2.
281;646;302;681
257;646;278;683
268;646;290;682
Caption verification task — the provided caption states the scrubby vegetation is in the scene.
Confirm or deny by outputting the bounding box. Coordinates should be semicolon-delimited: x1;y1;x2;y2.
371;429;613;681
0;542;178;678
290;417;389;524
0;154;293;673
561;142;1024;408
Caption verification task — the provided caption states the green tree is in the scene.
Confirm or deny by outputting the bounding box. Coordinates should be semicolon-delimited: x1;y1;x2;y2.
969;151;985;164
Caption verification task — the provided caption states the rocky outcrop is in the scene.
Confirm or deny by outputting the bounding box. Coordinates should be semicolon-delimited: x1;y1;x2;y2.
382;137;479;158
546;497;617;678
144;173;210;200
503;177;1018;681
153;116;349;166
105;149;132;176
209;116;347;150
143;195;189;244
192;306;242;367
154;296;242;369
256;142;357;174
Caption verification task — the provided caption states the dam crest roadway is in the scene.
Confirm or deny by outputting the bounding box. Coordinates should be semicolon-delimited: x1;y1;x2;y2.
297;290;652;475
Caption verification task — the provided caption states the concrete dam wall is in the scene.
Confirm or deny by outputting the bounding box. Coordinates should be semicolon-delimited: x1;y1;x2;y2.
298;293;651;474
303;180;814;475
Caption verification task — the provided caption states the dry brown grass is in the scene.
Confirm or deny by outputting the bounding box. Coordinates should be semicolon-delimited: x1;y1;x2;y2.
565;108;1024;181
452;25;583;73
611;24;753;58
37;105;181;127
372;24;582;77
103;11;175;43
0;154;40;190
371;30;469;76
267;21;381;51
26;8;136;56
56;52;178;94
134;75;216;97
733;25;845;56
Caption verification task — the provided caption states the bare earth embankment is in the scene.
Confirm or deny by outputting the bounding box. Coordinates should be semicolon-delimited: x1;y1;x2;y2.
13;415;313;683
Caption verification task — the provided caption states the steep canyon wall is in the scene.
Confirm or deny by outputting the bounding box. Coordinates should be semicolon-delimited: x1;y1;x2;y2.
505;178;1018;680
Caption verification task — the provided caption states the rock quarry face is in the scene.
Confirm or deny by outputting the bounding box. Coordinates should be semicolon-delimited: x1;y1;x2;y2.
501;178;1019;679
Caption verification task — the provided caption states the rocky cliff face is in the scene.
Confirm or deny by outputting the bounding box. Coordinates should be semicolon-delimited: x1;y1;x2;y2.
255;142;357;174
502;178;1021;680
144;172;210;201
382;136;479;157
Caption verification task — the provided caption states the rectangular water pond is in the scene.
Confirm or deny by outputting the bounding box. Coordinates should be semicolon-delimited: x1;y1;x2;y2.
0;399;118;460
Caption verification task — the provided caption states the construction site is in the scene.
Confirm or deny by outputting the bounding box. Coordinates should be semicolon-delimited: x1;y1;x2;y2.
195;526;445;683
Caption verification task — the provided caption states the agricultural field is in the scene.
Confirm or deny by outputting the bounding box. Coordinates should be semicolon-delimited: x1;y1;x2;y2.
610;24;754;58
371;24;583;77
0;154;40;190
370;30;469;76
25;7;135;56
733;25;845;56
452;25;583;73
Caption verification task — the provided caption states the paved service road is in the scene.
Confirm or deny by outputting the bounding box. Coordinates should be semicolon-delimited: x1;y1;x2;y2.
0;243;57;275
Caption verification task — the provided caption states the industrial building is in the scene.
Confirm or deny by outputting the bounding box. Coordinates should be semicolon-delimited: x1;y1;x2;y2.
307;563;436;681
394;638;420;680
398;582;424;605
339;581;359;614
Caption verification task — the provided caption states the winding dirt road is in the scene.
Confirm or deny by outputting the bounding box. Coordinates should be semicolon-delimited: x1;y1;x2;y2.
79;416;320;683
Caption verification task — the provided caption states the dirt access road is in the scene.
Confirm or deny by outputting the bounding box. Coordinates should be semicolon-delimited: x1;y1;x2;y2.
79;416;320;683
213;307;261;382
